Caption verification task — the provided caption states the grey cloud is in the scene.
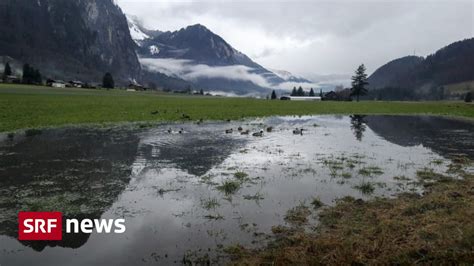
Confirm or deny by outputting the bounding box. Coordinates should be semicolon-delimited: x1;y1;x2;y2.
118;0;473;75
139;58;272;87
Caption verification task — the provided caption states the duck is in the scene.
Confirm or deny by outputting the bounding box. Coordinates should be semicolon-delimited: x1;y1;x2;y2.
293;128;304;135
225;128;233;134
237;126;243;131
167;128;172;134
178;128;184;134
241;130;249;135
266;126;273;132
252;130;264;137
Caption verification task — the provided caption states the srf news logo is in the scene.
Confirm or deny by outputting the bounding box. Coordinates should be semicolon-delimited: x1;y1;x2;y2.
18;212;126;241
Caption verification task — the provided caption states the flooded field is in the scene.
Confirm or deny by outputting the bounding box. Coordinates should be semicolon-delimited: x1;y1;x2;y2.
0;115;473;265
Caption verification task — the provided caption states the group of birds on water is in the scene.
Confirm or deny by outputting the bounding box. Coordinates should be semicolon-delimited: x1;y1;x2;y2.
166;126;305;136
224;126;271;137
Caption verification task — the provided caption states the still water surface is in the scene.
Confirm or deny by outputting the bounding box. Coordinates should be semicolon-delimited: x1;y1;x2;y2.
0;115;472;265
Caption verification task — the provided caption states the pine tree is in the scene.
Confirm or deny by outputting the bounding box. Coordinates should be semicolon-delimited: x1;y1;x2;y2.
102;72;114;89
297;86;304;96
319;89;323;97
271;90;277;100
3;62;12;81
309;88;315;96
199;89;204;95
291;87;297;96
350;64;369;102
34;69;42;84
22;64;32;84
465;92;472;103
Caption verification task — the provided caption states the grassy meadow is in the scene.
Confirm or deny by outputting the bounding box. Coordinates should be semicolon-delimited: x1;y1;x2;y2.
0;83;473;132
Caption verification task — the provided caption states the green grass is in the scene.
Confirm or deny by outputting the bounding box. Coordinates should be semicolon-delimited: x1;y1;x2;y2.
216;180;241;195
354;181;376;194
1;84;473;132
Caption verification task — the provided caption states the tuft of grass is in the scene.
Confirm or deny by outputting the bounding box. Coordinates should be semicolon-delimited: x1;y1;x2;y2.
284;204;311;225
216;180;241;195
311;197;324;209
203;214;224;220
234;171;249;180
24;128;42;137
354;181;375;194
358;166;384;176
430;159;444;165
393;175;410;181
341;172;352;179
243;192;264;201
201;197;220;210
416;168;452;183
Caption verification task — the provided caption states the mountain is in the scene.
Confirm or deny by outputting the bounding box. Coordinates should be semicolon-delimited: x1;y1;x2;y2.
126;15;162;45
0;0;140;84
368;56;424;89
129;19;289;95
368;38;474;94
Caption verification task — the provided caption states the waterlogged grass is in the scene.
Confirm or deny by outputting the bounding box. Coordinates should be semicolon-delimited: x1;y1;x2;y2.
311;197;324;209
353;181;376;194
233;171;249;180
229;159;474;264
358;166;384;176
201;197;220;210
216;180;241;195
1;84;473;132
284;204;311;225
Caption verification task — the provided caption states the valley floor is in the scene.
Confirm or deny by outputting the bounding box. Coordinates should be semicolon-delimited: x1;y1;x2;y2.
0;84;473;132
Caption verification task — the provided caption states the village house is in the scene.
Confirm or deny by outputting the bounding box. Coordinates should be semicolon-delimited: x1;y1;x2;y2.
69;80;84;88
46;79;66;88
128;83;147;91
2;75;21;83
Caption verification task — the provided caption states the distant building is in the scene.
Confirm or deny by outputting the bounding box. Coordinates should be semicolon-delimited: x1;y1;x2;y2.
46;79;66;88
323;88;352;101
3;75;21;83
280;96;321;101
128;82;146;91
323;91;338;101
69;80;84;88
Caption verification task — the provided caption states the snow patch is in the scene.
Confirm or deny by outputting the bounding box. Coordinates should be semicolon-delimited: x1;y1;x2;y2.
149;45;160;55
127;17;149;44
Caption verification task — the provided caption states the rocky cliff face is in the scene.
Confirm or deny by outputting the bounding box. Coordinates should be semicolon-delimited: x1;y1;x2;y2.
0;0;140;83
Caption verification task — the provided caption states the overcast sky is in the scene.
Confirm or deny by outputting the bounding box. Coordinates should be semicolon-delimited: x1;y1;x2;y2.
116;0;473;77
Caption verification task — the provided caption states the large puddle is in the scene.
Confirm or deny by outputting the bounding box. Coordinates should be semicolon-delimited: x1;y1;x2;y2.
0;115;473;265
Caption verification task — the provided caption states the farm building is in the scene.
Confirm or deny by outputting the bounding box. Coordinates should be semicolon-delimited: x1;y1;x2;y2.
280;96;322;101
69;80;84;88
46;79;66;88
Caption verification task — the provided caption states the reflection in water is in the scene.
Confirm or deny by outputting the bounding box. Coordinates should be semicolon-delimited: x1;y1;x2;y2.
0;116;472;265
350;115;366;141
0;128;140;251
135;125;247;176
365;116;474;159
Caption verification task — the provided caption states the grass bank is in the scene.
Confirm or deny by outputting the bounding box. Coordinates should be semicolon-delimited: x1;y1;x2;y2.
228;159;474;264
1;84;473;132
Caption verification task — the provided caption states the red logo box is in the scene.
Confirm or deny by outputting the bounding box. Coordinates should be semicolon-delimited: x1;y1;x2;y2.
18;212;63;240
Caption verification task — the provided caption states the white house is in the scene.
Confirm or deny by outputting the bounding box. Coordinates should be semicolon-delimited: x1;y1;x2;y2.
51;80;66;88
281;96;322;101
